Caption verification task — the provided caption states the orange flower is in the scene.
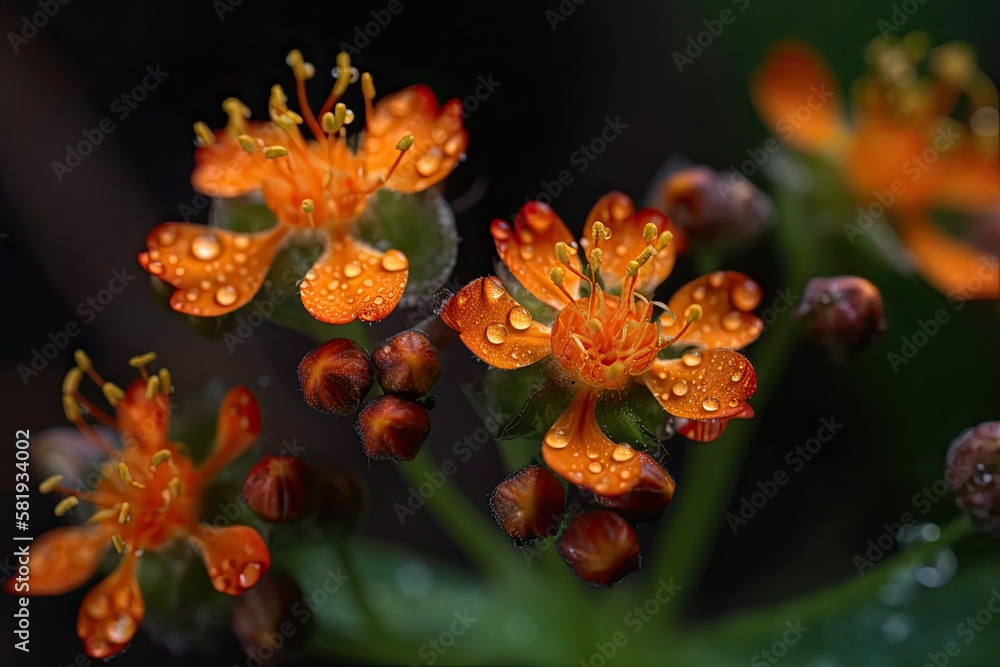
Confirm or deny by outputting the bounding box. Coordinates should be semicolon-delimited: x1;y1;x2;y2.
139;50;468;323
441;194;760;497
752;34;999;299
4;351;269;659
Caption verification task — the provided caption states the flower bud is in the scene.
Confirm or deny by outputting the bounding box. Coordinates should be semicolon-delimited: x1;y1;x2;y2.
557;510;641;586
317;468;368;532
655;165;773;245
232;571;312;662
298;339;373;415
489;466;566;545
673;417;730;443
946;422;1000;536
372;330;443;399
355;395;430;461
243;455;314;523
594;452;676;525
794;276;887;358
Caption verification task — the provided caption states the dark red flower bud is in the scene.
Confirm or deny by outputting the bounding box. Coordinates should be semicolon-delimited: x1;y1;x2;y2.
372;330;443;399
946;422;1000;537
298;339;373;415
655;165;773;245
489;466;567;545
794;276;887;358
355;395;430;461
594;452;676;525
243;455;314;523
557;510;640;586
232;571;312;662
673;417;731;443
317;468;368;532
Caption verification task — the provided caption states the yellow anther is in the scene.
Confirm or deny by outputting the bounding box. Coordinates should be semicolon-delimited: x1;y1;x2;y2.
63;395;81;422
158;368;172;394
74;349;92;371
361;72;375;100
168;477;181;499
129;352;157;368
555;242;572;265
145;376;160;400
102;382;125;406
656;230;673;251
587;317;604;333
343;108;356;125
118;502;131;524
392;134;414;152
131;481;146;490
321;111;340;134
193;121;215;147
301;199;315;214
334;103;347;130
263;146;289;158
62;368;82;395
87;508;116;524
643;223;658;243
111;534;126;554
222;97;250;134
151;449;172;467
332;52;352;97
237;134;257;153
605;360;626;382
550;267;565;285
286;49;312;80
589;247;604;272
118;462;133;485
626;260;640;277
685;304;704;323
54;497;79;517
930;41;977;88
39;475;63;494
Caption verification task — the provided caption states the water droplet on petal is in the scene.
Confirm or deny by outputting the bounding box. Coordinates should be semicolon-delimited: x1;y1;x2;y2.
381;250;408;272
722;311;743;331
682;350;702;367
544;429;570;449
486;323;508;344
612;445;635;461
416;150;443;176
708;272;725;288
692;287;707;301
146;261;164;275
588;462;603;474
157;229;177;246
702;397;720;412
238;563;262;589
731;279;762;311
344;262;363;278
484;277;506;299
508;306;532;330
671;381;689;396
214;285;238;306
191;233;222;261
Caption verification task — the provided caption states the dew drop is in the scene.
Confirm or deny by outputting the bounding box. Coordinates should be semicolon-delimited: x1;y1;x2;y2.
344;262;363;278
214;285;238;306
545;429;570;449
702;397;720;412
185;290;198;302
722;311;743;331
491;222;512;240
708;271;726;288
508;306;532;330
444;133;464;156
146;261;164;275
671;381;689;396
233;236;250;250
381;249;409;272
157;229;177;246
612;445;635;461
238;563;262;589
588;462;603;474
681;350;702;367
485;323;508;344
105;613;136;644
85;594;110;620
416;150;443;176
484;277;506;299
191;233;222;261
731;279;762;311
692;286;707;301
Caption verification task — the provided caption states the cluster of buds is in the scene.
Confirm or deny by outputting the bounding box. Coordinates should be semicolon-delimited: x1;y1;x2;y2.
794;276;887;359
489;455;675;586
298;331;442;461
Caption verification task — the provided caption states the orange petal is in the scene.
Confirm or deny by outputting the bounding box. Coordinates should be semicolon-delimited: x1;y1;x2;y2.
139;223;290;317
363;85;468;192
899;215;1000;299
298;232;409;324
77;552;144;659
116;379;170;453
674;416;747;443
3;526;110;596
440;276;553;370
643;350;757;420
541;388;642;497
751;42;848;155
580;192;677;294
192;122;285;197
491;201;582;309
190;524;270;596
198;386;261;483
932;147;1000;213
659;272;764;350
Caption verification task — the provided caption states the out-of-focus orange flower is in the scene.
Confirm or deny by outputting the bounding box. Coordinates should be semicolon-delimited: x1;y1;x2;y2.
139;50;468;324
441;194;760;497
4;351;269;659
752;34;999;299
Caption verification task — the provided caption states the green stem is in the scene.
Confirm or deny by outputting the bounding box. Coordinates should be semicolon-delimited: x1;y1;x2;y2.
394;448;522;578
334;536;385;637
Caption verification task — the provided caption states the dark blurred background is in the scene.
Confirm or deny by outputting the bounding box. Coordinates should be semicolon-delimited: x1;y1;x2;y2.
1;0;998;665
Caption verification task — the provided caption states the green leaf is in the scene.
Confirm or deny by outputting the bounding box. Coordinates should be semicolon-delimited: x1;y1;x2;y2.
494;260;559;326
210;195;279;233
596;382;668;449
354;189;458;307
465;360;573;441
